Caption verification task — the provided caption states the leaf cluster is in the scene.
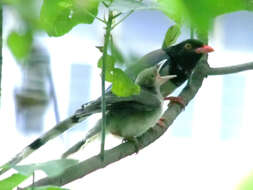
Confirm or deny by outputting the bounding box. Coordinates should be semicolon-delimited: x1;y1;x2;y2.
3;0;252;96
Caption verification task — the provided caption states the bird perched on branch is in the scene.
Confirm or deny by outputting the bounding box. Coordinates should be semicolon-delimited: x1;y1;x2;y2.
63;39;214;157
63;62;176;155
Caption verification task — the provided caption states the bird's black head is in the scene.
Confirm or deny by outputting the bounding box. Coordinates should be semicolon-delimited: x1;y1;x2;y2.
162;39;214;86
165;39;214;70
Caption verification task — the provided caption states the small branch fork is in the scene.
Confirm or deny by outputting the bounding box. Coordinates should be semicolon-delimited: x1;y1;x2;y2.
20;60;253;188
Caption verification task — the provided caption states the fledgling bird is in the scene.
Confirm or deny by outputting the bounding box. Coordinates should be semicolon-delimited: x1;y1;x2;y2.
103;62;176;138
63;61;176;157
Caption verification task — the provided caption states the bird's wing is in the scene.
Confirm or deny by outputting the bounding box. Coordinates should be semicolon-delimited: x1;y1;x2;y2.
76;87;161;118
125;49;169;80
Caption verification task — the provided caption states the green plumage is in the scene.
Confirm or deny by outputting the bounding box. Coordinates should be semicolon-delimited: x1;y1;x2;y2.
103;66;169;138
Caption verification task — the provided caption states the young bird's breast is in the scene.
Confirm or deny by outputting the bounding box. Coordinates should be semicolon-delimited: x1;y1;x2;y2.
107;95;163;138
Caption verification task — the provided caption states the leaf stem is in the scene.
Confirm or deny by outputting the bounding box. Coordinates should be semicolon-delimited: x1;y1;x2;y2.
0;6;2;95
84;9;106;24
111;10;134;30
102;1;109;8
113;12;122;19
100;11;113;160
190;26;194;39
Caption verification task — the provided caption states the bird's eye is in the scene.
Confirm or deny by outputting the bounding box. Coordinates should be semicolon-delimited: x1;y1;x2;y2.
184;43;192;50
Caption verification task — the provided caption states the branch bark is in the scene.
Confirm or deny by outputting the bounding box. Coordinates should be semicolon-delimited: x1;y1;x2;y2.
19;59;253;188
207;62;253;75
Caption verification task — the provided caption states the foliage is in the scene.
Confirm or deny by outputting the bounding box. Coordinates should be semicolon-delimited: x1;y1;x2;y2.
13;159;78;177
112;68;140;96
25;186;69;190
162;24;181;49
40;0;101;36
237;171;253;190
0;159;77;189
0;173;28;190
3;0;252;96
158;0;247;32
7;31;33;60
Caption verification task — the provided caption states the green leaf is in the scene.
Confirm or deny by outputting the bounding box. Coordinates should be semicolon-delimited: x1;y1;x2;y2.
162;25;181;49
96;46;104;53
157;0;186;25
110;37;125;64
158;0;247;33
112;68;140;97
40;0;101;36
237;171;253;190
7;31;33;59
14;159;79;177
3;0;40;29
25;185;69;190
97;54;139;97
72;0;101;23
110;0;158;12
98;55;115;82
0;173;29;190
183;0;246;32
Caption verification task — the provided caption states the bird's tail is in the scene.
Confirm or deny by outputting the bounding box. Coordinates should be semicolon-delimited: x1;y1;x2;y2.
0;105;95;176
0;93;104;176
61;121;102;158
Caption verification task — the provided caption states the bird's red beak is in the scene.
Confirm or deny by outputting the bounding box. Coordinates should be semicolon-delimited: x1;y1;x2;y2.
195;45;214;54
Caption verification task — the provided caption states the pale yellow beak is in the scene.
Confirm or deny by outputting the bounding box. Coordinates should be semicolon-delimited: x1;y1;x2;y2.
156;75;177;86
156;59;177;86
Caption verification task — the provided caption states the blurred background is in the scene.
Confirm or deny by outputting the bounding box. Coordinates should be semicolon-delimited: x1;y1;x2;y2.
1;4;253;190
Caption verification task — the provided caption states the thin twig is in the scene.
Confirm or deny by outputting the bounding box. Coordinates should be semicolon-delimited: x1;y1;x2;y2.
111;10;134;30
100;11;113;160
84;9;106;24
102;1;109;8
0;6;2;95
207;62;253;75
190;26;194;39
47;66;60;123
113;12;122;19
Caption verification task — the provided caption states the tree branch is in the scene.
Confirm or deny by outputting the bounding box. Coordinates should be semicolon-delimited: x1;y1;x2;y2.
207;61;253;75
22;57;209;188
15;60;253;188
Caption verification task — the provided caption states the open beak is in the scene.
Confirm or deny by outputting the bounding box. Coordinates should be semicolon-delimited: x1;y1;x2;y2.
195;45;214;54
156;59;177;85
156;75;177;86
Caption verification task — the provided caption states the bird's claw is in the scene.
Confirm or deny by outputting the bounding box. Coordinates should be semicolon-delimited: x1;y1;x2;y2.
157;117;166;128
123;137;140;153
164;96;185;107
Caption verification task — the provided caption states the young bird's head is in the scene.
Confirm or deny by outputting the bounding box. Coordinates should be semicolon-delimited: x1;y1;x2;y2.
136;60;176;89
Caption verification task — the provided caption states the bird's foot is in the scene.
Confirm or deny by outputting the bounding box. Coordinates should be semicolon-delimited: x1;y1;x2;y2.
164;96;185;107
157;117;166;128
123;137;140;153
